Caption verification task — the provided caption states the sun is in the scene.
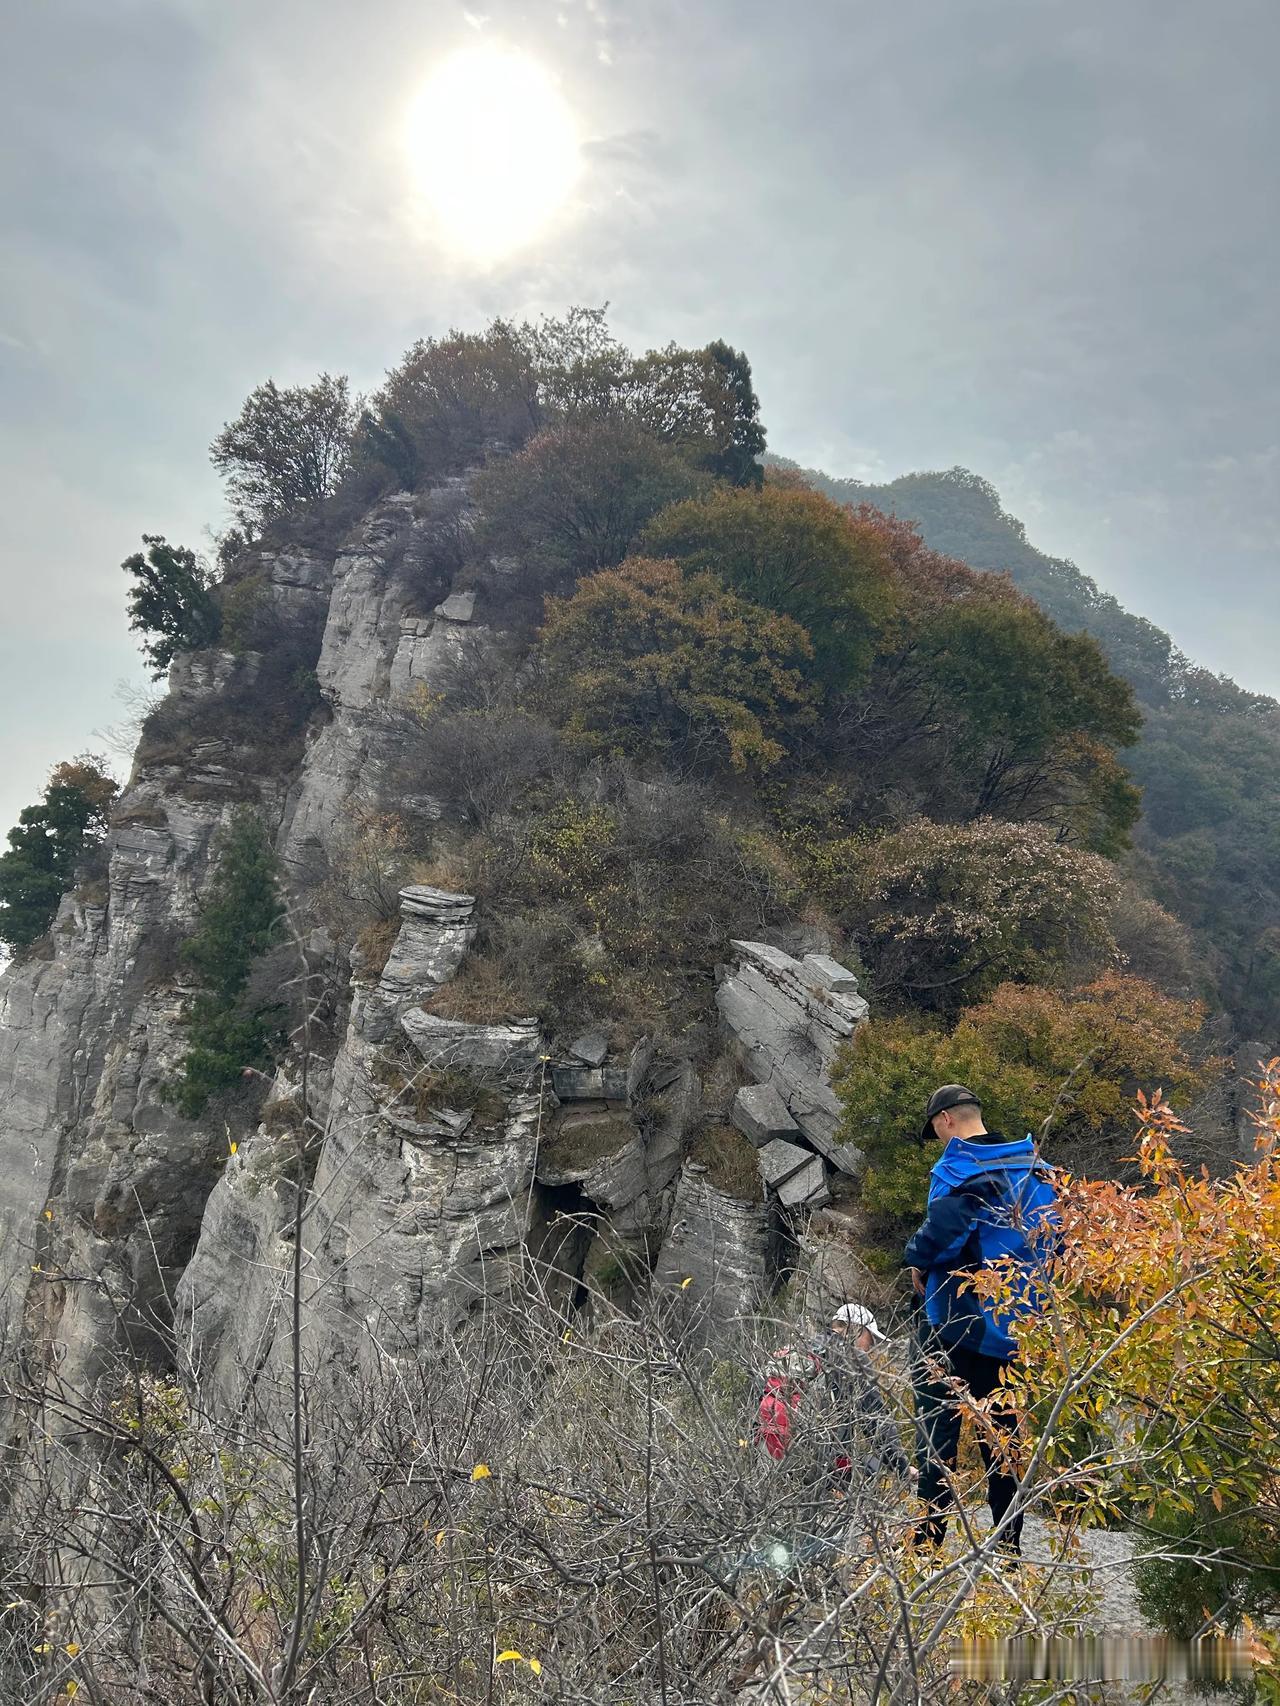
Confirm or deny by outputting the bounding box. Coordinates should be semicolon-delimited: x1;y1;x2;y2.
405;45;581;262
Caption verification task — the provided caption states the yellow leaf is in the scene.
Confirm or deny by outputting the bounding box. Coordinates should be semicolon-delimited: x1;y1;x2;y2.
562;1328;572;1343
34;1643;51;1653
66;1686;79;1701
43;1210;52;1222
528;1658;542;1675
496;1649;523;1663
738;1438;748;1448
65;1642;80;1657
434;1529;445;1546
471;1463;491;1481
229;1141;238;1156
680;1276;693;1290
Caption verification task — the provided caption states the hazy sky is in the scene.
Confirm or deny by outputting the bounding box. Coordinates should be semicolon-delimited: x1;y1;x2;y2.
3;0;1277;841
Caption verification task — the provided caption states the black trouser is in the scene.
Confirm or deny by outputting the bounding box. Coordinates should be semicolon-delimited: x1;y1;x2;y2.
913;1338;1023;1552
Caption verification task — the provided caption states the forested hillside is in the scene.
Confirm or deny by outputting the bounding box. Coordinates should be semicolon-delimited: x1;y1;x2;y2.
776;458;1280;1041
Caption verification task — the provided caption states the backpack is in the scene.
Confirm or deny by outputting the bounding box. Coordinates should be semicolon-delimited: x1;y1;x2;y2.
757;1346;822;1460
937;1160;1059;1354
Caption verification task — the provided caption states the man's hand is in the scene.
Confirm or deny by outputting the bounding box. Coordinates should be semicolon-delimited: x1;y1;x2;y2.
910;1266;926;1296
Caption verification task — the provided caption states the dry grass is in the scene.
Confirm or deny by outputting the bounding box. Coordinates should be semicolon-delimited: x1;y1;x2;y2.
690;1121;762;1201
425;955;532;1024
354;915;400;979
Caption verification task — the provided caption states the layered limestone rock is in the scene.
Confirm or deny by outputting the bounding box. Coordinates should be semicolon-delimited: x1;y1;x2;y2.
717;941;867;1173
1;478;877;1431
280;484;478;875
177;879;545;1410
652;1162;773;1342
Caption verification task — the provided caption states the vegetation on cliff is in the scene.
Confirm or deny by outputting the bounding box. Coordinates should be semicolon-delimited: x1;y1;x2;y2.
161;811;284;1118
0;757;117;951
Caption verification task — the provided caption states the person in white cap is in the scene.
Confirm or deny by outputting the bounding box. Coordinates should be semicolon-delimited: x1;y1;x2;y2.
817;1303;915;1485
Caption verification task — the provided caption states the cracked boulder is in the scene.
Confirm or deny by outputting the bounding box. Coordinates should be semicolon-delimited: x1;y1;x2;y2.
716;942;867;1172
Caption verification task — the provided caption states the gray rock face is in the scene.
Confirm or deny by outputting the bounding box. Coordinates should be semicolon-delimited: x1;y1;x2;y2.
279;485;476;875
178;884;546;1412
401;1010;543;1081
360;886;477;1042
652;1163;773;1343
2;472;878;1443
800;953;861;996
567;1030;609;1068
777;1155;831;1211
551;1065;629;1101
732;1083;800;1147
757;1139;811;1189
716;940;868;1172
0;537;331;1408
434;589;476;623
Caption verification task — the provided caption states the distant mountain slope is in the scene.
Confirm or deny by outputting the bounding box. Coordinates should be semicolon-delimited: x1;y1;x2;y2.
772;456;1280;1041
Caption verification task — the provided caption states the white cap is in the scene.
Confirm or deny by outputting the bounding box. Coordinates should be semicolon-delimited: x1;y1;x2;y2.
832;1302;887;1340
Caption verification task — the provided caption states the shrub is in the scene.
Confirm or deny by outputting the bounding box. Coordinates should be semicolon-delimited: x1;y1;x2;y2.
537;557;818;774
0;757;118;951
399;706;564;831
357;320;543;486
830;816;1120;1013
136;600;325;780
1004;1082;1280;1641
831;508;1143;854
473;417;707;592
372;1047;506;1124
122;535;222;677
643;481;896;690
163;812;284;1118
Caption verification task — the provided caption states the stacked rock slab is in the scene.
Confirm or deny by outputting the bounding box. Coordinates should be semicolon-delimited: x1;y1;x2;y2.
720;942;866;1212
717;941;867;1172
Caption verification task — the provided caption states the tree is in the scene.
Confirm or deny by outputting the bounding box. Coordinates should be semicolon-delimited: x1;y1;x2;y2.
122;535;222;677
358;321;544;487
538;556;818;774
834;972;1213;1251
830;816;1119;1013
164;811;284;1117
211;373;359;530
844;509;1142;853
701;340;766;487
474;417;707;592
0;758;117;951
642;482;896;690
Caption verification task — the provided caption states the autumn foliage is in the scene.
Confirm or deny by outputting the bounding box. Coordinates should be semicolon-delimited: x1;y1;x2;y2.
538;556;818;774
988;1076;1280;1638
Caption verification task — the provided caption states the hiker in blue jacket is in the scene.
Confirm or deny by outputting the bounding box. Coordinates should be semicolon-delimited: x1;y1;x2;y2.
904;1084;1058;1559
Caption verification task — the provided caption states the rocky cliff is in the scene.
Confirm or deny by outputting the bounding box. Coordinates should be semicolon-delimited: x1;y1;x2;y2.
0;480;872;1425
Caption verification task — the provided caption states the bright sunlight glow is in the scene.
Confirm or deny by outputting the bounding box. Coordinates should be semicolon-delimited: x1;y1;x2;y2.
405;46;580;262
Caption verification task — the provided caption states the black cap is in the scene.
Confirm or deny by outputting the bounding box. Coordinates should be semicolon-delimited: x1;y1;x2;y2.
921;1084;981;1141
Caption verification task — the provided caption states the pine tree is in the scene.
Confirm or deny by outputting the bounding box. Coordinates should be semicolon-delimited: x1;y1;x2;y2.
0;760;117;951
122;535;222;677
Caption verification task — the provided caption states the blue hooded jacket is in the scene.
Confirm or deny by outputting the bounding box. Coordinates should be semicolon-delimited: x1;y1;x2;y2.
903;1133;1058;1360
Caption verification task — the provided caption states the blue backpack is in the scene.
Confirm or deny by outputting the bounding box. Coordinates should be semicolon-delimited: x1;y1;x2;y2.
919;1135;1059;1358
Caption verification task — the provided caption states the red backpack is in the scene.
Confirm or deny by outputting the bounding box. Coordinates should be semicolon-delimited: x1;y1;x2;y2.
757;1346;822;1460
